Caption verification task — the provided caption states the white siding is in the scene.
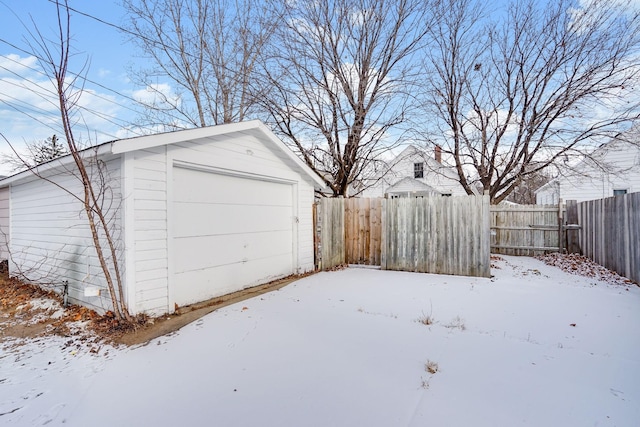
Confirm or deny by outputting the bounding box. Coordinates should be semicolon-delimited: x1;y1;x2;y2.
385;177;440;197
360;146;466;198
0;186;9;261
536;141;640;204
8;157;123;313
131;146;169;315
536;182;560;205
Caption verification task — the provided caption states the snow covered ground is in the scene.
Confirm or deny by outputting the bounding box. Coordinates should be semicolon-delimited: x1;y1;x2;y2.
1;255;639;426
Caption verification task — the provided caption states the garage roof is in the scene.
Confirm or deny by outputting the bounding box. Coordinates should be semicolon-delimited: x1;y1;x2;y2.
0;121;326;189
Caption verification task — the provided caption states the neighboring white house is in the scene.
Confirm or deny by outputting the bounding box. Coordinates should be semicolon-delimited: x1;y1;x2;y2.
357;145;468;198
535;138;640;204
0;120;325;315
0;186;8;263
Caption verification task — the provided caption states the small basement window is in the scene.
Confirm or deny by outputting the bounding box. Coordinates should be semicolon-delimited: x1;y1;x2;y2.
414;162;424;179
613;189;628;196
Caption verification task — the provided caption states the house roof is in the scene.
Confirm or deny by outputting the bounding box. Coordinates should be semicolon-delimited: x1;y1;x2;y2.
0;120;326;189
385;176;442;194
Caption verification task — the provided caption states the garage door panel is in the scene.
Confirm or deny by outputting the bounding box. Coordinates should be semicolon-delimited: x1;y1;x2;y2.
175;168;292;206
171;166;295;307
173;203;292;237
173;230;293;273
173;253;293;306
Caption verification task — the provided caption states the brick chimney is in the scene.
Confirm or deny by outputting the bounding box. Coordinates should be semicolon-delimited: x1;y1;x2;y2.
435;145;442;163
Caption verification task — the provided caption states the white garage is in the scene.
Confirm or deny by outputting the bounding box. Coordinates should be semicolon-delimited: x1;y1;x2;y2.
1;120;325;315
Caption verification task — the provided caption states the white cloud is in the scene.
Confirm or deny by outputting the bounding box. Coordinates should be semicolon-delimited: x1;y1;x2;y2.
0;54;40;77
132;83;181;108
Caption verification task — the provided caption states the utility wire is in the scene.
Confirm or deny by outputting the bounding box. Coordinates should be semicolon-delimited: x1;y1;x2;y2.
1;0;223;136
0;53;146;119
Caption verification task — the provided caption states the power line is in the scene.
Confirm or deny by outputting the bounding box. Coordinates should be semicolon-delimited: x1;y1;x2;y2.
1;0;227;137
0;36;193;132
0;51;150;137
1;37;139;108
0;53;145;118
46;0;261;82
0;99;62;136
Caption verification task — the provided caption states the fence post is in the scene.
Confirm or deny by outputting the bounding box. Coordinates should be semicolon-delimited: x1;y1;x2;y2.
558;198;564;254
380;198;387;270
565;200;580;254
313;202;319;270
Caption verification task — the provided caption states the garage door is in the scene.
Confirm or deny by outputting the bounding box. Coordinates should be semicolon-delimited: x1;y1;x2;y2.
172;166;294;307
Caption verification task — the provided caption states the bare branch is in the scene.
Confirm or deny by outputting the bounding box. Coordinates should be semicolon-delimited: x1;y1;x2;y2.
423;0;640;203
261;0;431;196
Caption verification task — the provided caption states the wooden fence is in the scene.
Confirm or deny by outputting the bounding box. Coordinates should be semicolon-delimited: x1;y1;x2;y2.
315;197;344;270
315;192;639;284
577;192;640;284
490;204;563;256
315;196;491;278
383;196;490;277
345;198;382;265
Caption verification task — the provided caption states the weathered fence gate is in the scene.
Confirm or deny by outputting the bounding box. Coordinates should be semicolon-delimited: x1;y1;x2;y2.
344;198;382;265
490;204;564;256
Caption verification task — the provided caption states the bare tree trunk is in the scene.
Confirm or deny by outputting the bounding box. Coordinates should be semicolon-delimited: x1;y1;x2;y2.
19;0;133;321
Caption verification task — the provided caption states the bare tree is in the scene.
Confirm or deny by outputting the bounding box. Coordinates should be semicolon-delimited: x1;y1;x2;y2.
423;0;640;204
505;168;552;205
3;1;132;321
123;0;278;128
2;135;68;173
261;0;432;196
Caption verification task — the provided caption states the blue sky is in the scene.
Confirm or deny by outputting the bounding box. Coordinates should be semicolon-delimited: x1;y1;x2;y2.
0;0;144;174
2;0;640;177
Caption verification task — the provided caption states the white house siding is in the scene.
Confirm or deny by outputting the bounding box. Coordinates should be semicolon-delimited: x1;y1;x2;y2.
360;147;466;198
385;177;440;197
8;157;123;313
130;146;169;315
536;141;640;204
0;186;9;261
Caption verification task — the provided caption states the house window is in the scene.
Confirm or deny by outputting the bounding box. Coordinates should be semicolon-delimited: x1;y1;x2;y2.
613;189;628;196
414;162;424;179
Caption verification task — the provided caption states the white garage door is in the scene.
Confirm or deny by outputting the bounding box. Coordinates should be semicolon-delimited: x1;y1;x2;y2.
172;166;294;307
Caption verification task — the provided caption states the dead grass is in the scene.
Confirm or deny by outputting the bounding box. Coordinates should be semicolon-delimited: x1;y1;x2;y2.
421;359;439;389
416;301;435;326
1;270;310;346
444;315;466;331
425;360;439;374
416;312;435;325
